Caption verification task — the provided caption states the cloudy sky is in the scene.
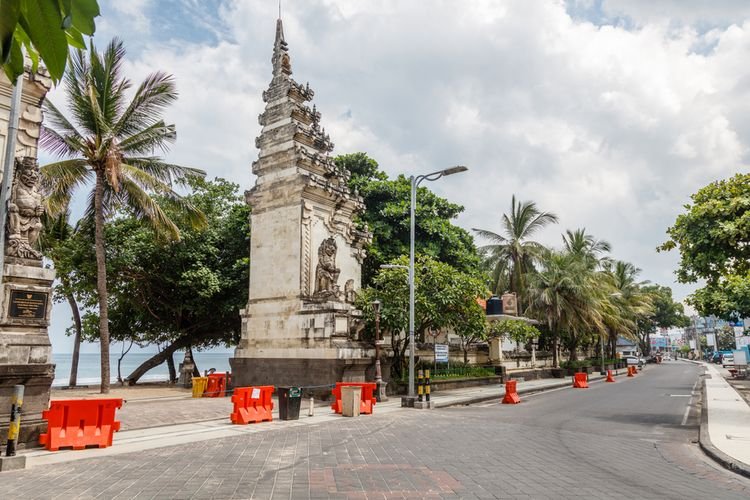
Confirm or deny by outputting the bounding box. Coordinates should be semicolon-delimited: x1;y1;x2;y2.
43;0;750;353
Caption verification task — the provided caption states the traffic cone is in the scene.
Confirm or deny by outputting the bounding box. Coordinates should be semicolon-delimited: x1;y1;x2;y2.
627;366;635;377
606;370;615;382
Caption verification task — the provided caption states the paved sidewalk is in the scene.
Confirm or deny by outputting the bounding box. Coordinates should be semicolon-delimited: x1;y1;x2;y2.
17;370;615;469
699;362;750;477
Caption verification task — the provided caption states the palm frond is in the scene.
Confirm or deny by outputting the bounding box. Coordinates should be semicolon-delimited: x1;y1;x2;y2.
40;159;94;216
92;38;128;125
472;228;506;244
118;121;176;155
124;157;205;186
114;72;178;137
39;125;88;159
41;99;86;145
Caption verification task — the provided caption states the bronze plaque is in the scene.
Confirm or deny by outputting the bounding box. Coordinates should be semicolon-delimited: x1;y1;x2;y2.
8;290;48;319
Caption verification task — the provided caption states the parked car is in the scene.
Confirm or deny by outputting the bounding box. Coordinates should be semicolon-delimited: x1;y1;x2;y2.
722;353;735;368
625;356;645;368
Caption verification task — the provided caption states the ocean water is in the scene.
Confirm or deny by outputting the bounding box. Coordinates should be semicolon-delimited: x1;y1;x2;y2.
51;352;232;387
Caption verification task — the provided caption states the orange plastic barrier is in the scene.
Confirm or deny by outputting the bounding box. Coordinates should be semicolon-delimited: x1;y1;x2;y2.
502;380;521;404
627;366;635;377
230;386;274;424
39;398;123;451
331;382;377;414
573;372;589;388
204;372;231;397
606;370;616;383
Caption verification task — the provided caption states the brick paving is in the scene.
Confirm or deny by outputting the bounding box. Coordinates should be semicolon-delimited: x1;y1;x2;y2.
4;363;748;499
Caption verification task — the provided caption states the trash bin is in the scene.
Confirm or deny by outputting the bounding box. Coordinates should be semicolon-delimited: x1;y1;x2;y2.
341;385;362;417
191;377;208;398
277;386;302;420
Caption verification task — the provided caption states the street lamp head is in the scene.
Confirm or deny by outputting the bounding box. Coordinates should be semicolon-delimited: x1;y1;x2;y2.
440;165;468;176
371;299;381;313
380;264;409;270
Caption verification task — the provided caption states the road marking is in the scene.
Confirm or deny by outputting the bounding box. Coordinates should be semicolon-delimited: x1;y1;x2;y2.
681;402;691;426
681;378;699;426
669;394;691;397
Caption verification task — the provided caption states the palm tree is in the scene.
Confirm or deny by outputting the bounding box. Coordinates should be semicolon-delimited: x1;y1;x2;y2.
473;195;558;304
601;261;652;358
562;228;613;360
39;39;206;393
526;251;580;367
562;228;611;270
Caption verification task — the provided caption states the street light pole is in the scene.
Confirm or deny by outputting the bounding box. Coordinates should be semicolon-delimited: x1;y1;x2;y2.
371;299;387;402
405;165;468;405
409;175;416;399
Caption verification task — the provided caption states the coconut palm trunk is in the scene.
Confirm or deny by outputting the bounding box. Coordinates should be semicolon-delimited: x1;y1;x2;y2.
94;171;111;393
67;292;82;387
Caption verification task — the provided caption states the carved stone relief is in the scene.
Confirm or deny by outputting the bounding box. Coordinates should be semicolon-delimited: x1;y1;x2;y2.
6;157;44;260
344;279;356;304
313;237;340;300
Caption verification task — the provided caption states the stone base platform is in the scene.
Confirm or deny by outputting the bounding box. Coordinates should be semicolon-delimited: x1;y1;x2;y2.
0;363;54;448
230;357;378;397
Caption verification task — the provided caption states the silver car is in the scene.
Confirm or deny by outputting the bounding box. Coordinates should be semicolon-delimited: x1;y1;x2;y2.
722;353;734;368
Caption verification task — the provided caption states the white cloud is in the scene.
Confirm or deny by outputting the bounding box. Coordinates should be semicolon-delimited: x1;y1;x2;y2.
43;0;750;350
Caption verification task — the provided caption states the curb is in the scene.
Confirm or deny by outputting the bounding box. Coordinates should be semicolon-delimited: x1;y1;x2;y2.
432;372;612;408
698;378;750;479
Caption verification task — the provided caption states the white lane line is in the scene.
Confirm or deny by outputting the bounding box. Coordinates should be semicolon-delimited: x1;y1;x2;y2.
681;378;700;426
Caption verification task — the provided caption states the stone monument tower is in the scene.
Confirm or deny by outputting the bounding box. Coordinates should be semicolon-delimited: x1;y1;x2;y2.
230;19;373;388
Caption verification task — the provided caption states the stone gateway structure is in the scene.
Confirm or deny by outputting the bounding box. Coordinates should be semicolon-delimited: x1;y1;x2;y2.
230;19;374;388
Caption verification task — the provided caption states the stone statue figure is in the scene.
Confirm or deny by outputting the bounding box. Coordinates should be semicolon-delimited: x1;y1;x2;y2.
344;279;356;304
313;237;340;299
6;157;44;260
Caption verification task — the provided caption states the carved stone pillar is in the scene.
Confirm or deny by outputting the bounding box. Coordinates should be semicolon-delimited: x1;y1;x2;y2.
0;157;55;448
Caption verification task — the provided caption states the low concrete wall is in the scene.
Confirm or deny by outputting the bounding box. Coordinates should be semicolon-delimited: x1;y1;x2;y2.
388;375;503;395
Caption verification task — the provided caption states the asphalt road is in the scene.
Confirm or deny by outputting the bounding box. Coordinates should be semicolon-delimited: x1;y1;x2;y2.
3;361;750;499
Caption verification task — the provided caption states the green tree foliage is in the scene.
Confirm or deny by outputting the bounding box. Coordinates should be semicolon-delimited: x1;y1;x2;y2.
335;153;480;286
716;327;736;351
661;173;750;283
39;210;84;387
488;319;541;350
526;250;607;366
661;173;750;319
632;284;685;355
473;195;558;303
63;178;249;384
1;0;100;82
40;38;206;393
690;274;750;320
562;228;611;270
602;261;652;357
356;255;487;377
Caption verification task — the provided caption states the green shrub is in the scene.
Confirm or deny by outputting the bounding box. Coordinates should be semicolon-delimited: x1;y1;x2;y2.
396;362;495;381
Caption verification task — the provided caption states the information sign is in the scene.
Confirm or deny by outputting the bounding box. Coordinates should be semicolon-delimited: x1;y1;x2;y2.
434;344;449;363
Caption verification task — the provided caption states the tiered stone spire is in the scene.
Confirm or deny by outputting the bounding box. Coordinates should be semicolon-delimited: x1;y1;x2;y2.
232;18;375;390
251;18;367;240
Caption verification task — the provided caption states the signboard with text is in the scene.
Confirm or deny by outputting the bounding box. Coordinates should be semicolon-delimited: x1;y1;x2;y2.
434;344;449;363
8;289;48;320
